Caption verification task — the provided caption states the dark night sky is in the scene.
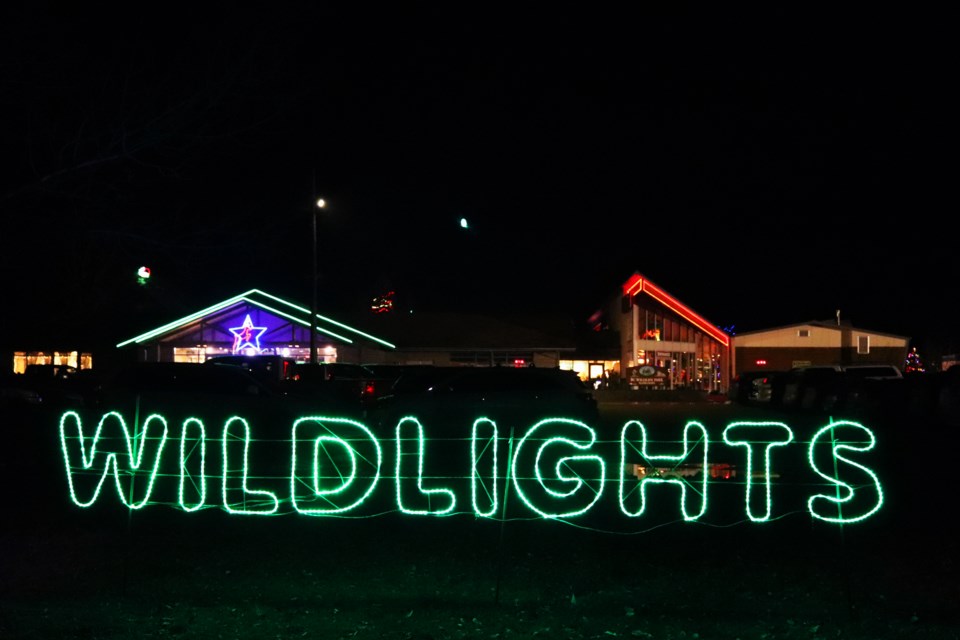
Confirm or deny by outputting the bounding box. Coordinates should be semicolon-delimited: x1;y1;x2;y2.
1;5;955;355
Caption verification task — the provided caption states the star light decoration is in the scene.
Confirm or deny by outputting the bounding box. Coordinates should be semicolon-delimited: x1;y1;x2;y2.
229;314;268;354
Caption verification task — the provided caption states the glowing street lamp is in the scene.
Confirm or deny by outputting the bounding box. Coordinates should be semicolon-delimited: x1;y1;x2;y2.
311;197;326;364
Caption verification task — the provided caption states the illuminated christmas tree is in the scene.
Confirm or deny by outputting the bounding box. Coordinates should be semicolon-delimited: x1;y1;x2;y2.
904;347;925;373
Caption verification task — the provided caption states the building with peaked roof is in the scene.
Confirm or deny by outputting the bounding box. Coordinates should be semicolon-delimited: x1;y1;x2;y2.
599;272;732;392
113;289;579;371
731;320;910;375
115;289;396;364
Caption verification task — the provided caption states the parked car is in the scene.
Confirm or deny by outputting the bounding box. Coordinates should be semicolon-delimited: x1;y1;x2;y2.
204;354;298;389
361;364;450;396
842;364;903;380
364;365;600;494
361;364;412;386
367;365;600;433
839;364;904;414
748;371;788;404
0;373;43;407
769;364;906;415
728;370;786;405
772;365;845;412
281;362;384;411
937;364;960;427
0;364;93;408
97;361;278;408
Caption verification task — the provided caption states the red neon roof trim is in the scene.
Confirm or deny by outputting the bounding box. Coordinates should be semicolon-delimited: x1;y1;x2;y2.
621;273;729;346
622;273;643;296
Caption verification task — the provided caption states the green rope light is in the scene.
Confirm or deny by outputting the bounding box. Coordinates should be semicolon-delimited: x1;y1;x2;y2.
251;289;396;348
58;410;886;526
116;295;250;347
395;416;456;516
290;416;382;515
221;416;279;515
807;420;884;524
242;298;353;343
722;422;795;522
178;417;207;512
60;410;169;509
619;420;708;521
510;418;606;519
116;288;396;349
471;418;499;517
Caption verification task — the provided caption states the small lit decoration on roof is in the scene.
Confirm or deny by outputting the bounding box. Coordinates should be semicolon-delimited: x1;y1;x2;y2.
229;314;268;354
137;266;151;286
371;290;395;314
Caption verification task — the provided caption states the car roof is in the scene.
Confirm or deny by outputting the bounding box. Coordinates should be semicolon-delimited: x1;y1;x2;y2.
105;362;272;395
842;364;903;378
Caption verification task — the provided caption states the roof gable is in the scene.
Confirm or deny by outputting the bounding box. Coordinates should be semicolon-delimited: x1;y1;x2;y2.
734;320;910;341
116;289;395;349
622;272;730;346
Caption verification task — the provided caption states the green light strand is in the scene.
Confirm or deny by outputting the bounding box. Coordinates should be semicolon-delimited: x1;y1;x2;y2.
471;418;499;517
57;410;887;526
618;420;708;521
178;417;207;512
722;422;794;522
60;410;169;509
806;420;884;524
395;417;456;515
290;417;382;515
221;416;279;515
511;418;605;519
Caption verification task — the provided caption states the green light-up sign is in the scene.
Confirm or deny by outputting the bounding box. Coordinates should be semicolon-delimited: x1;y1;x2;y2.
59;411;884;525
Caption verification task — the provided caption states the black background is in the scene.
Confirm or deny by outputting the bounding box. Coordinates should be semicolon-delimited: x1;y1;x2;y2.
1;5;954;356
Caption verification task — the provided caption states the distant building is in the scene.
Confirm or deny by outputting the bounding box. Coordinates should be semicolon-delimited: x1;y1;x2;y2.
596;272;732;392
732;320;910;375
115;289;396;365
112;288;578;370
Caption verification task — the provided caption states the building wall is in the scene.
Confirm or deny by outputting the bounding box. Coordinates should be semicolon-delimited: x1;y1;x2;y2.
735;346;908;373
733;324;909;374
734;325;907;349
608;292;728;391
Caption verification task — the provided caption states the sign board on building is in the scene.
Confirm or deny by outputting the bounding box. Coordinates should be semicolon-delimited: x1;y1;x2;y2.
627;365;668;389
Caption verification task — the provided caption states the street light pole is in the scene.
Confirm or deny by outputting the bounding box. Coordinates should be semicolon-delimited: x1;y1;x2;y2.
311;197;326;365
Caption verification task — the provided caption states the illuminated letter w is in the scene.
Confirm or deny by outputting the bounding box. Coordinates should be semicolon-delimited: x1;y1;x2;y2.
59;410;169;509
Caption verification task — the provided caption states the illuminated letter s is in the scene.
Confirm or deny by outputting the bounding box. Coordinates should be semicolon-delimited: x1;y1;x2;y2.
807;420;884;524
